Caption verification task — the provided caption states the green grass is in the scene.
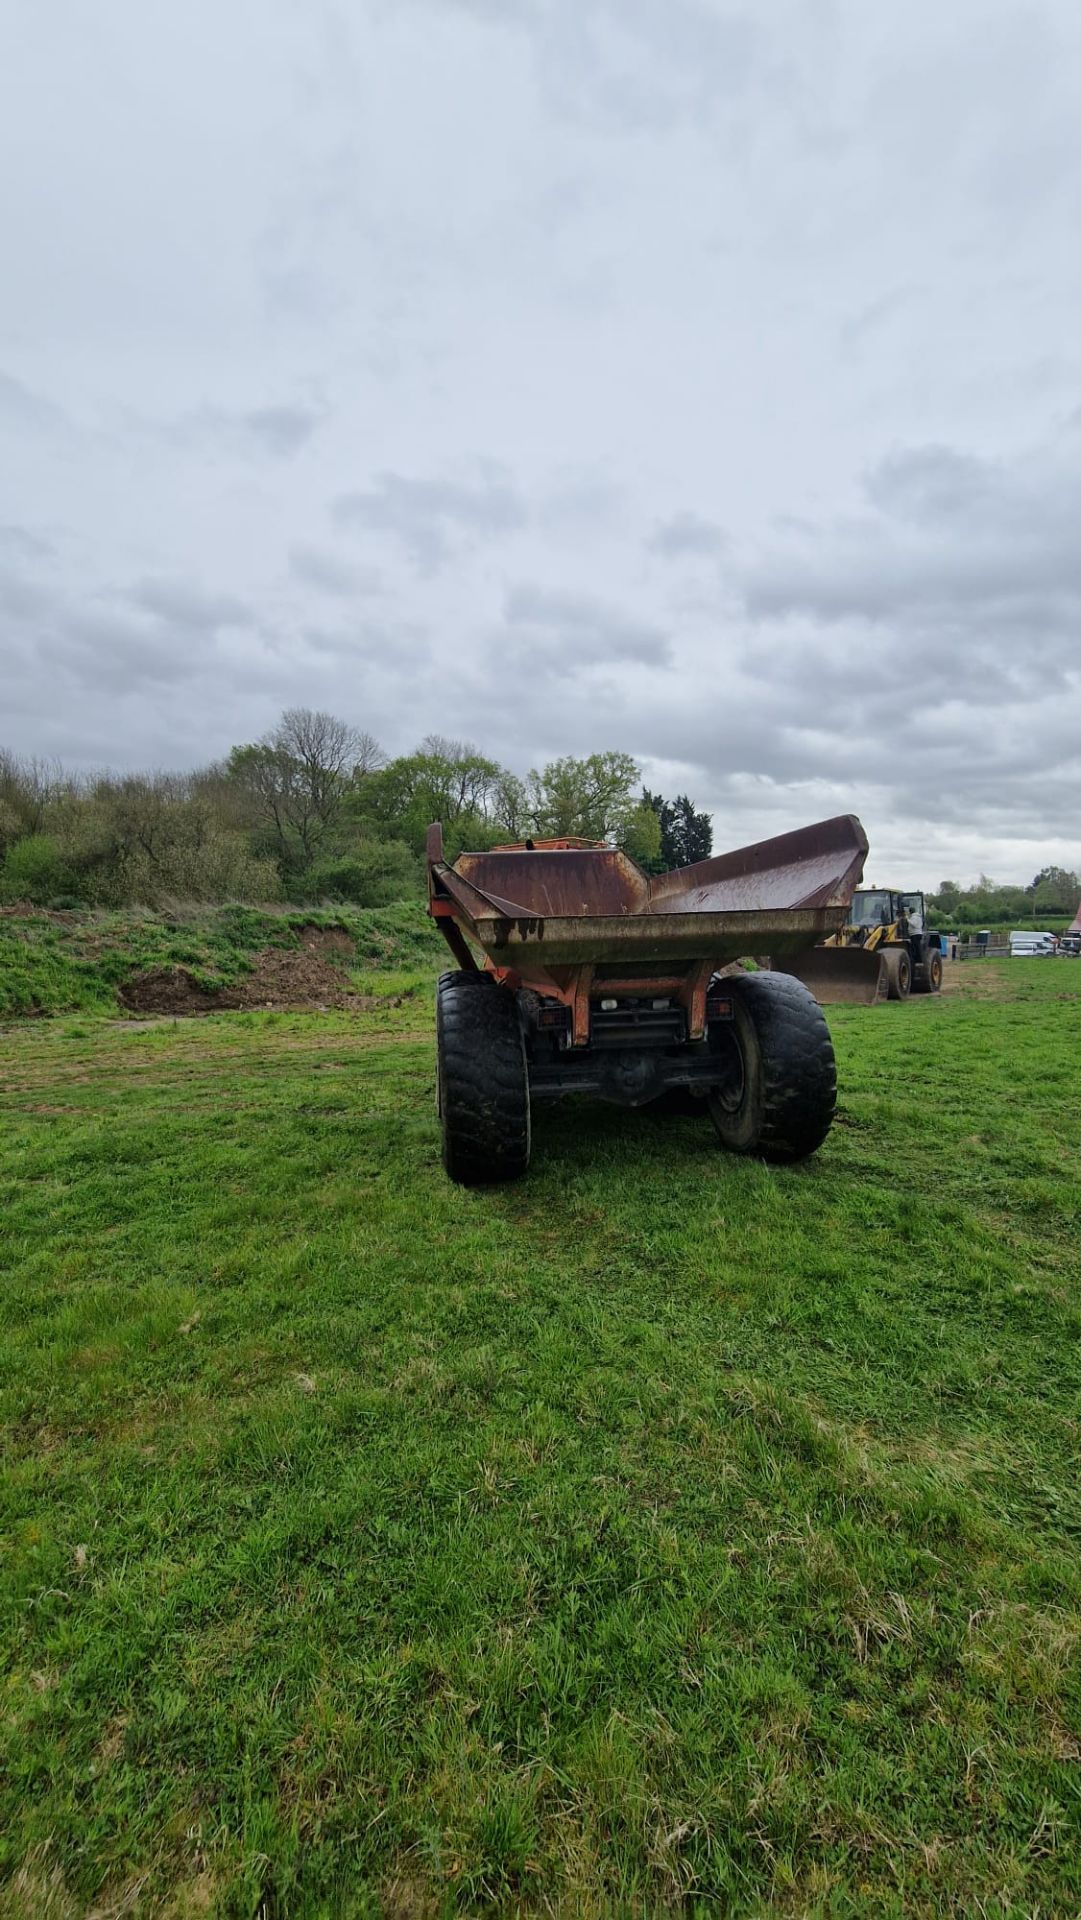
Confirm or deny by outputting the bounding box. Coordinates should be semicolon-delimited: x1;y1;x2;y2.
1;961;1079;1916
0;902;443;1018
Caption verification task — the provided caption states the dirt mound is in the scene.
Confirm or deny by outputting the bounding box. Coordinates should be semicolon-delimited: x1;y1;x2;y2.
296;923;355;955
118;928;394;1016
119;968;234;1015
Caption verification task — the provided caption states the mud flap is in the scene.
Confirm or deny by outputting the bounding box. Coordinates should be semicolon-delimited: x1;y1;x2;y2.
778;947;888;1006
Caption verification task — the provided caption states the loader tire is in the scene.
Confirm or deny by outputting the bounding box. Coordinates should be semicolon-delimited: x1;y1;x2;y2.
707;971;836;1163
919;947;943;994
883;948;912;1000
436;970;530;1186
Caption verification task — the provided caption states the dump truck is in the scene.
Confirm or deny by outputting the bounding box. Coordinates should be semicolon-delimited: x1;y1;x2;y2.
426;813;871;1185
789;888;944;1002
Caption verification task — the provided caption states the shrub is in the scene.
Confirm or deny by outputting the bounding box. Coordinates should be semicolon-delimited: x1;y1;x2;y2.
0;834;76;905
305;841;422;907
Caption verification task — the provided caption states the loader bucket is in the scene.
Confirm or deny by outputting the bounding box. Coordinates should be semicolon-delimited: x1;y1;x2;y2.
785;946;887;1006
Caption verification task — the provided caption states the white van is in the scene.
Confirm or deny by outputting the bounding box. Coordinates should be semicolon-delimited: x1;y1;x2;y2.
1009;931;1057;956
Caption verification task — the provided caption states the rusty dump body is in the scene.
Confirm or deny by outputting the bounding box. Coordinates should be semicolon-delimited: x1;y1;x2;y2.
427;813;872;1047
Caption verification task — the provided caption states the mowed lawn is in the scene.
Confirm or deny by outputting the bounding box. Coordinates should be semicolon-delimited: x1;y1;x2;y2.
1;962;1079;1918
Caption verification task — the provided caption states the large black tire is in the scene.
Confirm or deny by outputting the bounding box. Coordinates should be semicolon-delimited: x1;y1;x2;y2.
913;946;943;994
707;971;836;1163
883;947;912;1000
436;971;530;1186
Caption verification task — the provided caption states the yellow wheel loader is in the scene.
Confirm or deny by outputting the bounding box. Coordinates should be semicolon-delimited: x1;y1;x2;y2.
786;889;945;1005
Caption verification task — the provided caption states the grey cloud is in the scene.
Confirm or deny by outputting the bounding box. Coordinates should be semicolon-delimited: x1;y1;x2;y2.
840;285;922;351
0;524;54;560
649;511;729;559
303;621;429;666
863;445;1002;525
0;565;51;622
333;467;527;572
538;470;626;532
0;371;68;435
127;578;253;631
503;584;671;667
742;439;1081;653
3;564;266;705
46;609;210;692
426;0;767;135
157;400;326;461
241;405;324;457
289;547;382;599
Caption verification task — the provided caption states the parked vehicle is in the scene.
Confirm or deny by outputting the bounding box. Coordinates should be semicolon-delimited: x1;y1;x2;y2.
427;814;871;1184
1009;931;1057;956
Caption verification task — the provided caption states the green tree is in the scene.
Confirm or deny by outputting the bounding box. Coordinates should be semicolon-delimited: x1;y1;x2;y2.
1029;866;1080;913
353;741;506;857
528;752;640;841
929;880;962;917
619;799;663;868
490;770;529;841
642;789;713;868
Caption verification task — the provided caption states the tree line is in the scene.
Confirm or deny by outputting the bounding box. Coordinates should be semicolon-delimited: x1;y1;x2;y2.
926;870;1080;928
0;710;713;910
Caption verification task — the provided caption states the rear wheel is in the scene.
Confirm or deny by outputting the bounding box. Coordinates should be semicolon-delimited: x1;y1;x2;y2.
436;971;530;1185
883;947;912;1000
707;971;836;1163
435;969;491;1115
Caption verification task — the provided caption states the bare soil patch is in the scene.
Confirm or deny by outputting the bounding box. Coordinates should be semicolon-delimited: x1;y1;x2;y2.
119;927;397;1016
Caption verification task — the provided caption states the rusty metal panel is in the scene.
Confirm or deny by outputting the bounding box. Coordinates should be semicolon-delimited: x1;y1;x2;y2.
453;847;650;919
459;905;851;969
646;815;869;913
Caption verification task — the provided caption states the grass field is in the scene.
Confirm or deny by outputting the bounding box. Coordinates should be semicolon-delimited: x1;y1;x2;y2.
1;960;1079;1916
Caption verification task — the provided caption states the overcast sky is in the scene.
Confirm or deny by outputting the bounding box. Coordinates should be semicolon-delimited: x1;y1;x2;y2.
2;0;1080;884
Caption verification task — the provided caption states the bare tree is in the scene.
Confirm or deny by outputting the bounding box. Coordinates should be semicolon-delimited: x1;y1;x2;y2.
354;729;386;777
0;750;66;848
227;708;382;872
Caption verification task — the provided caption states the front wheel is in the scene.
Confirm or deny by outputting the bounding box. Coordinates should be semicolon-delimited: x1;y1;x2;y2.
883;948;912;1000
707;971;837;1163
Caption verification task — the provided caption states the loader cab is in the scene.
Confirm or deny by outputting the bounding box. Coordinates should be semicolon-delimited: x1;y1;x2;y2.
849;889;926;934
849;889;894;929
